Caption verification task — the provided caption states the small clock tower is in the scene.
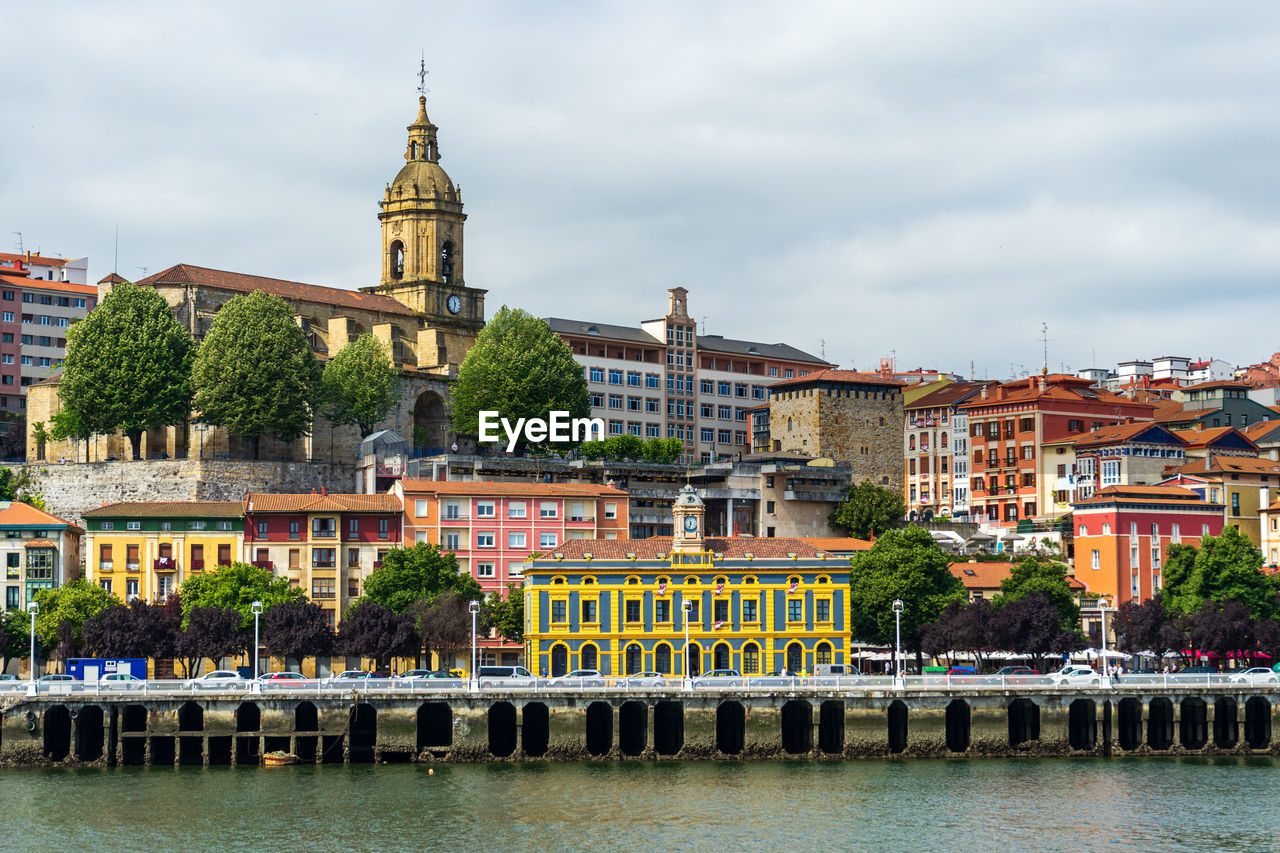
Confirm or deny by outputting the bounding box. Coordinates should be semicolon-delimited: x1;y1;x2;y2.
670;484;706;554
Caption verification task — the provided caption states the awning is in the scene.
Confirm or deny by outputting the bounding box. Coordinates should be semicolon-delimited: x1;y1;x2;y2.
24;539;55;549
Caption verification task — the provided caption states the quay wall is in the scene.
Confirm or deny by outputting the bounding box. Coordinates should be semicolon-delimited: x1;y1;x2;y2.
1;686;1278;767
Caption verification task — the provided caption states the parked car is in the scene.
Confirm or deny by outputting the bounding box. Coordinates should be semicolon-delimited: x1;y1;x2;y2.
1048;665;1101;687
991;666;1038;677
185;670;246;689
328;670;381;682
400;669;461;680
260;671;308;682
1227;667;1279;684
100;673;143;688
477;666;538;687
693;669;743;688
1179;665;1217;674
0;673;18;682
814;664;861;677
944;666;977;676
549;669;604;687
36;673;75;683
623;671;665;687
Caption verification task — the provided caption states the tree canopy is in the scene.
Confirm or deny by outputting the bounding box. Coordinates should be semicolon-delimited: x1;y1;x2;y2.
848;525;965;658
829;479;905;540
338;601;419;671
30;579;116;662
451;306;590;452
191;290;323;458
991;556;1080;628
360;543;482;615
178;562;305;629
579;436;683;463
410;590;473;670
483;582;525;645
177;606;245;676
0;467;46;510
56;280;195;459
262;601;334;663
1162;526;1280;620
321;333;399;438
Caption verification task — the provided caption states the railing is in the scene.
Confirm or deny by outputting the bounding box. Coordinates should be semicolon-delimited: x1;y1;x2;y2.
154;558;178;572
98;561;113;572
252;561;273;570
190;560;205;570
5;671;1277;698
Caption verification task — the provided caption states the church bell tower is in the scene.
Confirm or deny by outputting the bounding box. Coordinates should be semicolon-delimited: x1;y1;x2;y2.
363;83;486;365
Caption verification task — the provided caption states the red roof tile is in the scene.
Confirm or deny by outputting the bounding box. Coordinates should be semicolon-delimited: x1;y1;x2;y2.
768;368;905;390
545;537;831;560
400;480;629;498
82;501;244;518
0;502;75;527
245;493;401;513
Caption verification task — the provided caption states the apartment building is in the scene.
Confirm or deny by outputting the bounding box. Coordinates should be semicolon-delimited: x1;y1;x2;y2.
546;288;831;463
903;381;988;520
1158;455;1280;545
0;253;95;417
0;501;82;611
242;493;403;627
960;375;1153;527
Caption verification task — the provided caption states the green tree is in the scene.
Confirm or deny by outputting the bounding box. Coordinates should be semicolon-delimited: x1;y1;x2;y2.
483;582;525;644
1;608;29;673
360;543;483;615
178;562;305;629
191;290;323;459
1163;526;1280;620
30;578;116;665
321;333;400;438
56;280;195;460
991;556;1080;628
828;479;906;539
451;306;590;452
848;525;965;666
0;467;46;510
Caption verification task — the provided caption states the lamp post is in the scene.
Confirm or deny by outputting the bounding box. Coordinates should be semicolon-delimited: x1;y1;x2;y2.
892;599;904;689
251;600;263;684
468;599;480;692
682;598;694;689
1098;597;1112;687
26;600;39;690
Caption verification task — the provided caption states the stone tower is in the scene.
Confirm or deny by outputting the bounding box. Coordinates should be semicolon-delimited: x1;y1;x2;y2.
363;94;486;367
670;483;707;554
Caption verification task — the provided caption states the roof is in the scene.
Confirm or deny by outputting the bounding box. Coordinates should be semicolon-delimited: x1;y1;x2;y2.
97;273;128;285
769;367;904;391
0;252;73;268
1165;456;1280;478
1243;420;1280;443
17;279;96;296
542;537;831;561
1171;427;1258;451
543;317;662;346
1071;422;1184;450
800;537;872;552
695;335;830;366
82;501;244;518
246;493;402;513
0;502;74;527
400;480;628;498
947;561;1084;590
959;375;1153;413
23;539;56;549
1182;380;1250;392
905;381;989;411
1074;484;1217;507
138;264;419;318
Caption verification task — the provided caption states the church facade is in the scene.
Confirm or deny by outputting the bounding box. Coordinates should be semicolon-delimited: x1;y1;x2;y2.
27;94;486;468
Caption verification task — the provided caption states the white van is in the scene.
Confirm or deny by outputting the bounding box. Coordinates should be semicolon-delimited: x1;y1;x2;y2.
815;664;861;677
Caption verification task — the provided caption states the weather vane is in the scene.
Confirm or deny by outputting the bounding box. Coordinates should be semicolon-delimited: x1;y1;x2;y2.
417;52;429;98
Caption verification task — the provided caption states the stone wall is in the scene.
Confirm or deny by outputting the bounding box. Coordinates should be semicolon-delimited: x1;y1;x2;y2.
21;459;355;526
771;389;904;495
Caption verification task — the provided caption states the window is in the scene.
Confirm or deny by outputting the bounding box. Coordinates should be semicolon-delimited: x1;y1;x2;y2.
540;501;558;519
476;501;495;517
414;499;429;518
589;367;604;383
627;371;641;386
589;392;604;407
1;313;10;323
608;394;623;409
1102;523;1111;535
608;369;623;385
289;519;300;539
532;532;555;550
257;520;268;537
218;520;232;531
1091;550;1100;571
125;578;139;600
348;578;360;598
646;373;660;389
713;599;729;624
508;531;527;549
816;599;831;622
506;500;527;519
443;501;464;520
787;599;803;622
312;517;336;538
551;600;567;623
625;600;642;623
476;562;495;578
312;548;335;568
312;577;336;599
444;532;460;550
348;518;360;537
1171;523;1180;544
126;521;141;531
604;502;617;520
347;548;360;567
477;532;495;548
1232;492;1241;517
742;599;757;622
654;599;670;622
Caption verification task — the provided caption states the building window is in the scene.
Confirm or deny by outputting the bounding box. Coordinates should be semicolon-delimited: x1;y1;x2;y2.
1091;550;1100;571
312;548;335;568
477;532;495;548
444;532;460;550
787;599;803;622
476;562;495;578
608;369;623;385
476;501;495;518
654;599;670;623
742;599;758;622
508;501;527;519
508;531;527;549
312;577;335;599
816;599;831;622
625;599;642;623
312;517;336;538
540;532;557;549
589;367;604;383
551;600;567;623
540;501;558;519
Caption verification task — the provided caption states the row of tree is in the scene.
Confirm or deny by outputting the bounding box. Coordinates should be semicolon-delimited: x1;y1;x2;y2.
50;281;399;459
0;545;525;675
578;435;684;463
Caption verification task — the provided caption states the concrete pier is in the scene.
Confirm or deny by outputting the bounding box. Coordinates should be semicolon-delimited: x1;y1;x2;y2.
2;686;1277;767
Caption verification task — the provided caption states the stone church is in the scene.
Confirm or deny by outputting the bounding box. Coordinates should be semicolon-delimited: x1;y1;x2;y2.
27;94;485;467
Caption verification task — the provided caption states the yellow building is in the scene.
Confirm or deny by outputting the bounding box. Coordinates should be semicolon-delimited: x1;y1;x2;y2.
82;502;245;602
524;485;853;677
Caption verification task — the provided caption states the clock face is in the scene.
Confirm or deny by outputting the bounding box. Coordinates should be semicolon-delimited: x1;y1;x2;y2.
446;294;462;314
684;515;698;533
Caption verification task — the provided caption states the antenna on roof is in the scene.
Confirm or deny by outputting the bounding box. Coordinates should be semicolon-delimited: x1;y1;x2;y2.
137;266;148;278
113;225;119;275
417;52;429;99
1041;322;1051;376
12;233;21;254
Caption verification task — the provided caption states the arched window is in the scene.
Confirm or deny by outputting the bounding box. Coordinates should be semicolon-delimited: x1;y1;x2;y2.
440;240;455;284
743;643;760;674
787;417;794;431
713;643;732;671
625;576;641;585
786;642;804;673
389;240;405;280
941;432;949;449
909;435;916;450
582;576;596;585
551;576;567;585
655;643;672;674
551;643;569;677
625;643;643;675
816;642;833;666
580;643;598;671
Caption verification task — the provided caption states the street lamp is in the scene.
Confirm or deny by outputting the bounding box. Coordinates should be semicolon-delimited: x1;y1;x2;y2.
892;599;904;689
1098;597;1112;686
682;598;694;688
251;600;263;682
468;599;480;691
26;600;38;687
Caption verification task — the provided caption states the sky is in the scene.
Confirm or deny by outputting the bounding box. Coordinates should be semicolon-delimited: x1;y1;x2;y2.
3;1;1278;379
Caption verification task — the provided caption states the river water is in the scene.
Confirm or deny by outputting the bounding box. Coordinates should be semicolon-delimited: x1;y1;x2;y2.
5;758;1278;852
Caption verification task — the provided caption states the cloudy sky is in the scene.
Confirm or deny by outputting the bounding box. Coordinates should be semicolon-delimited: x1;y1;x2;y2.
3;2;1278;378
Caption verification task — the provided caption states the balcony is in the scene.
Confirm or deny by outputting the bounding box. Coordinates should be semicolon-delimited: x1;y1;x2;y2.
190;560;205;571
126;562;140;572
253;560;274;570
153;558;178;572
98;561;113;573
373;561;384;569
442;512;469;521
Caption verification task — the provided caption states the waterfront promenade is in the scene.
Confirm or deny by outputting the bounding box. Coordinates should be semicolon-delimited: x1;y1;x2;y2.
2;675;1277;766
